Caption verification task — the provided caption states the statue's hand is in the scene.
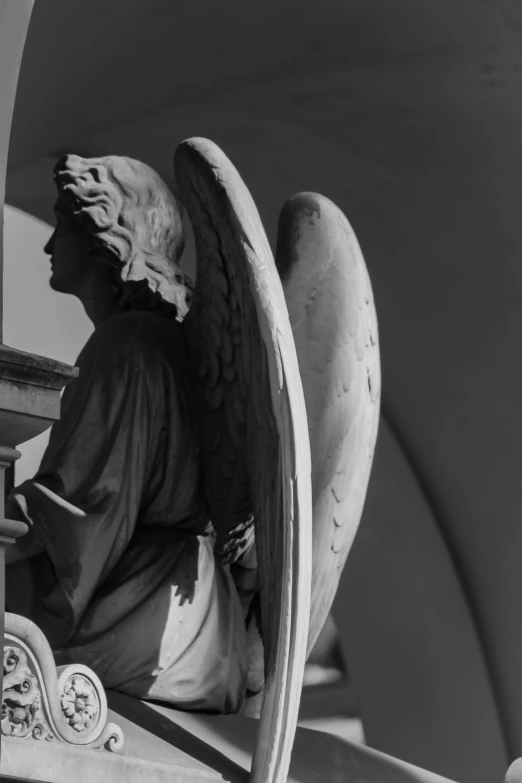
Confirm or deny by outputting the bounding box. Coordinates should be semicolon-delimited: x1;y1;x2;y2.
5;495;27;523
4;495;44;564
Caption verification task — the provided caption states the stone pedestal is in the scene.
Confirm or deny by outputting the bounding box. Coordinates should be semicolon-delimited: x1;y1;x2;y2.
0;345;77;762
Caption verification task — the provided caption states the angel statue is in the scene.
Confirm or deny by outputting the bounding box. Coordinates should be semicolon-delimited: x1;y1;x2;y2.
4;139;380;783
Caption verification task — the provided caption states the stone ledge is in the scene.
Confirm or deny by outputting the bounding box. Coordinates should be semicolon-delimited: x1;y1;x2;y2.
1;737;222;783
0;345;77;390
105;692;457;783
0;346;77;447
0;687;458;783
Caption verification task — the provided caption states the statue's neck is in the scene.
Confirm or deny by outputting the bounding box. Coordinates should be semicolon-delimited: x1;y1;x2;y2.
75;274;121;328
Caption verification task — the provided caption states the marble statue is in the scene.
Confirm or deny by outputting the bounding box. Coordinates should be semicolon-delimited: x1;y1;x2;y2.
3;138;380;783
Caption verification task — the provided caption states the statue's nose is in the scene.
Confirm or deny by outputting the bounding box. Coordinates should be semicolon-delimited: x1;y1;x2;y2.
44;232;55;255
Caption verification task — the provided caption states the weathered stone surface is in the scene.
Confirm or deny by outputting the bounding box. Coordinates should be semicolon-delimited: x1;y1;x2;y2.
0;345;77;390
0;347;76;447
1;691;457;783
1;736;223;783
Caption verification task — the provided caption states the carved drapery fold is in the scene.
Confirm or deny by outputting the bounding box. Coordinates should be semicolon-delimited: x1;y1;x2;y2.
2;612;124;752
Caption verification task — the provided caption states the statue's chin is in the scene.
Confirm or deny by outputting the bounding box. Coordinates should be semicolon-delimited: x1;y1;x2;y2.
49;272;67;294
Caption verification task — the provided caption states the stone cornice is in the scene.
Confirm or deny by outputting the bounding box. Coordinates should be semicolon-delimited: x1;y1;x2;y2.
0;345;77;390
0;345;77;447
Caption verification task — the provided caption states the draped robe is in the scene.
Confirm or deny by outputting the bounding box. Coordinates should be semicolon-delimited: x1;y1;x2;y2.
5;310;248;713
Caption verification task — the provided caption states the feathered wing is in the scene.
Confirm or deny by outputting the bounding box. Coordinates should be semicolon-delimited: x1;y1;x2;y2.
276;193;381;655
175;139;312;783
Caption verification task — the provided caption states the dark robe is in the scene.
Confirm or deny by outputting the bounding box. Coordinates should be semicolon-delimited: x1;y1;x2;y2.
6;310;248;713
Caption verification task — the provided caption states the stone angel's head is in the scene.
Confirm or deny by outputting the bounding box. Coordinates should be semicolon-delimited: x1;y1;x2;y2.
45;154;193;320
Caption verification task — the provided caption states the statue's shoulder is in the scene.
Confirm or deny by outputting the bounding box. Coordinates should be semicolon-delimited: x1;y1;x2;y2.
81;311;188;372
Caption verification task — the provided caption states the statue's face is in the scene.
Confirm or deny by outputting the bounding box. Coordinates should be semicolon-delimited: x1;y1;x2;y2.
44;205;93;295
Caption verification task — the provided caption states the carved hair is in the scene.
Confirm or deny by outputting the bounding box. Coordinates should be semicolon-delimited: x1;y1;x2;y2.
53;154;193;319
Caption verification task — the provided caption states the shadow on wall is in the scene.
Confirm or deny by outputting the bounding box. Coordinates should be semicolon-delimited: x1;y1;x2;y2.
333;416;508;783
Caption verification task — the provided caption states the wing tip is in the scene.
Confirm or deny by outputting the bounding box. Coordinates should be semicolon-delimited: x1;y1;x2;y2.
174;137;226;182
276;191;359;283
279;191;345;222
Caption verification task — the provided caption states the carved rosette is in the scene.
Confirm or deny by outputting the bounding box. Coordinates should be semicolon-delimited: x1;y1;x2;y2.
2;613;124;752
61;674;99;733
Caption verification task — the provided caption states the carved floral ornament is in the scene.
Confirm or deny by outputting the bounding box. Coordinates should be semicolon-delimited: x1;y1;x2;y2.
1;615;124;752
3;649;100;740
1;646;50;741
60;674;99;733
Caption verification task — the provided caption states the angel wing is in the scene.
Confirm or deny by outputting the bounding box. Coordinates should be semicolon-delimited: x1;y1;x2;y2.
276;193;381;655
175;139;312;783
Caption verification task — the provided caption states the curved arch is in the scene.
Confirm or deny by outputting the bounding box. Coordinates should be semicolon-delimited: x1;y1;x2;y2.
0;0;34;340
